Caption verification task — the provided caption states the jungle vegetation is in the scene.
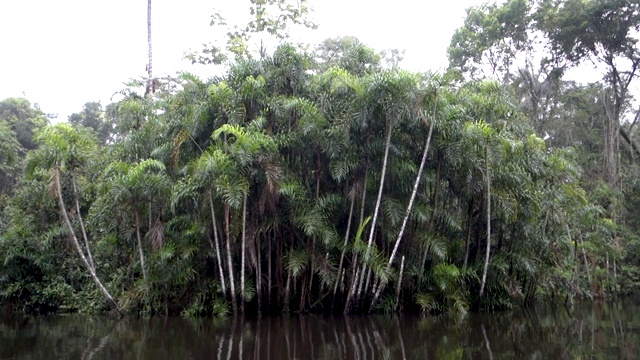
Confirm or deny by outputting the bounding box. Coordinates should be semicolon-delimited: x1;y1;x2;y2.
1;0;640;316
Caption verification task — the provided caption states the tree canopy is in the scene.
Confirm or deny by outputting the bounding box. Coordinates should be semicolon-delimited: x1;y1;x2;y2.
2;1;640;317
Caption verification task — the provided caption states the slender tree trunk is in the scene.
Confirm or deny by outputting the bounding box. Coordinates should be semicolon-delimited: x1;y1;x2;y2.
579;234;592;283
240;194;247;312
307;154;322;308
284;261;292;312
145;0;154;97
420;154;441;279
387;99;437;268
605;251;610;295
268;230;273;307
372;94;438;308
463;199;474;270
306;236;315;311
332;194;355;308
570;224;578;283
370;276;381;302
395;256;405;312
164;285;169;317
360;122;393;299
343;168;370;312
299;277;307;311
224;205;237;313
343;267;360;314
54;168;121;314
342;252;358;312
602;92;619;190
257;234;262;312
479;146;491;298
209;192;227;295
358;266;371;304
363;124;392;256
71;173;95;271
134;210;147;283
359;162;369;225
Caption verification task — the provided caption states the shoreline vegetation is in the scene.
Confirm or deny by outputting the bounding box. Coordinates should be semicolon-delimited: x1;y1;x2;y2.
2;0;640;317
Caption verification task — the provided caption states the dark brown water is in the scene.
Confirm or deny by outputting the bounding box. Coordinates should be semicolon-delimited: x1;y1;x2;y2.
1;299;639;359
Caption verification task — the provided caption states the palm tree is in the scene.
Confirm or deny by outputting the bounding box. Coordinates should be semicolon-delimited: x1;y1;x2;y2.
479;125;493;298
343;70;420;310
26;124;121;313
212;122;280;310
371;81;441;308
101;158;171;284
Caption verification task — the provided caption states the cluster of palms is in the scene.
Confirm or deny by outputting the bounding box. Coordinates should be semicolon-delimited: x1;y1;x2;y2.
1;44;615;315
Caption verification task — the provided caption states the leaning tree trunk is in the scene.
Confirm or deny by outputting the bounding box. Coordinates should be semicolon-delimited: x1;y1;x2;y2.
54;168;121;314
209;191;227;296
371;96;438;309
71;173;95;271
357;121;393;302
479;145;491;298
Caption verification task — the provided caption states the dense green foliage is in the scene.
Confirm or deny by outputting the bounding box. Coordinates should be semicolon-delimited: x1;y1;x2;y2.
2;1;640;316
0;98;48;197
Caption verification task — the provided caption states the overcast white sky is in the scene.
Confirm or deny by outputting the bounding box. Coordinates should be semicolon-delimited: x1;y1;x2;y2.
0;0;483;120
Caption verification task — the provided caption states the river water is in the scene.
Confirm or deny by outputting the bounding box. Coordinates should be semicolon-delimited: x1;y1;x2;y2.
1;299;638;359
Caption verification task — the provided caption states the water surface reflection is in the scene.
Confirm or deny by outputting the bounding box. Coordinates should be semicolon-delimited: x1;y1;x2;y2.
1;299;638;359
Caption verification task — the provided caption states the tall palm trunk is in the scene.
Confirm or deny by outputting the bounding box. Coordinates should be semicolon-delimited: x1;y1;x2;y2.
134;210;148;283
420;154;441;279
603;92;620;190
343;169;369;313
364;123;392;254
209;191;227;295
359;121;393;299
71;173;95;271
257;233;262;312
54;168;121;314
240;193;247;311
343;267;360;314
394;256;405;312
358;266;371;304
145;0;154;97
284;261;292;312
479;145;491;298
387;97;437;267
462;199;474;270
371;96;437;308
306;157;322;310
268;229;273;307
359;161;369;225
332;193;355;307
224;205;237;313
